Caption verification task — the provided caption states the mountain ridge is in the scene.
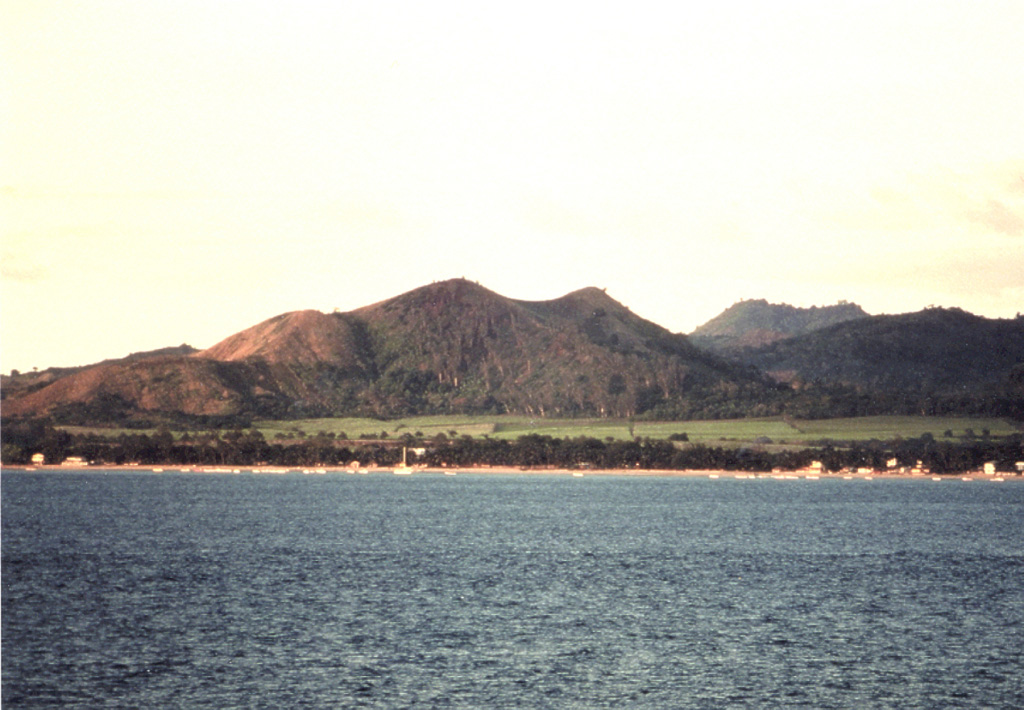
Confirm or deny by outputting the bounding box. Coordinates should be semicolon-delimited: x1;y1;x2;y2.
2;279;772;424
3;282;1021;424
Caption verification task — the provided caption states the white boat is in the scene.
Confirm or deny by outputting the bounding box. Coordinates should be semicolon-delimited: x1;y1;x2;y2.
394;447;413;475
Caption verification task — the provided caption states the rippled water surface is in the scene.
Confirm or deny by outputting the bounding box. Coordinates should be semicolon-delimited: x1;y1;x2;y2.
3;470;1023;708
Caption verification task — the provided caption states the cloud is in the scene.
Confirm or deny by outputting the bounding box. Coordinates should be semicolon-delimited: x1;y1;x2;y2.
960;161;1024;236
823;162;1024;238
1;255;48;283
966;199;1024;236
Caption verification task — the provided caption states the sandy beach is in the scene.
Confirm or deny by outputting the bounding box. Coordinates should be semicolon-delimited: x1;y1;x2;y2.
4;464;1019;480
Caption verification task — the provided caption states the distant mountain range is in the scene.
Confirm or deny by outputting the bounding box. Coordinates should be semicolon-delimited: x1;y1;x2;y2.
3;280;1022;425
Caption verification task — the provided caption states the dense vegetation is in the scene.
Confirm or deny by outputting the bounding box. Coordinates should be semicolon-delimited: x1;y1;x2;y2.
721;308;1024;419
690;298;869;351
3;419;1020;474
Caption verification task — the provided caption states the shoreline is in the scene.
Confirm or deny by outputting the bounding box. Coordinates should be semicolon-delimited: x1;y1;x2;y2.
3;464;1020;480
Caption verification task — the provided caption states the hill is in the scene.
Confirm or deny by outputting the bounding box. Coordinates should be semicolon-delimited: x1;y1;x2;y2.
2;279;774;425
0;345;198;402
690;299;869;352
735;307;1024;417
345;280;772;418
6;284;1020;425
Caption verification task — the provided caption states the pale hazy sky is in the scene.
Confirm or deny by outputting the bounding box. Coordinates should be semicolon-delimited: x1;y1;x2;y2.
3;1;1023;373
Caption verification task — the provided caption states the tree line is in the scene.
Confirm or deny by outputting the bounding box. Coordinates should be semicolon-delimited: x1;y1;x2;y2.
2;421;1021;474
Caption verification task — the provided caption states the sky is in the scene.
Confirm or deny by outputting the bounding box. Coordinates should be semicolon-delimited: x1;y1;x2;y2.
3;1;1023;373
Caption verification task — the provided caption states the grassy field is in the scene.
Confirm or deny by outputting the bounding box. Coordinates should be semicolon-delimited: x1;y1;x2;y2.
60;415;1020;445
788;416;1018;441
252;416;500;440
251;415;819;443
251;414;1020;445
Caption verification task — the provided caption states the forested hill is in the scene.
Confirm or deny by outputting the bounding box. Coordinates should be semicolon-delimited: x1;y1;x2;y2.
1;279;774;425
690;299;869;352
733;307;1024;416
340;279;772;418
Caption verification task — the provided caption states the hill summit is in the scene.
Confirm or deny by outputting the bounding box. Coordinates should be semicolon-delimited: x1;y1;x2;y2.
690;298;869;352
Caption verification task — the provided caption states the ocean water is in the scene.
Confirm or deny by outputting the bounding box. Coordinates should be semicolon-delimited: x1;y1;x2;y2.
3;471;1023;709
